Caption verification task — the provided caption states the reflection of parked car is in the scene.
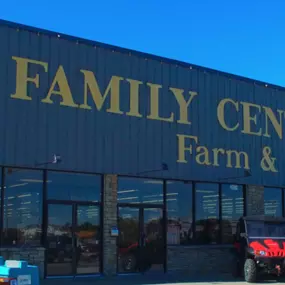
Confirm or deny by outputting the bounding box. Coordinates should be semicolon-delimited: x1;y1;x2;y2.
77;243;100;262
47;236;73;262
233;216;285;283
119;236;164;272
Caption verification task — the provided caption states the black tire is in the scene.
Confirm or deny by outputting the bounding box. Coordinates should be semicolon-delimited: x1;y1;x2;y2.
244;258;257;283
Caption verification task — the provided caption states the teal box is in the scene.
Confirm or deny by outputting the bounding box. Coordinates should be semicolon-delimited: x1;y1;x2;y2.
0;259;39;285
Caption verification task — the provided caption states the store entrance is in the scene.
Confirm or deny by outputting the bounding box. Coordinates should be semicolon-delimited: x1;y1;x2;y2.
46;202;101;277
117;206;165;274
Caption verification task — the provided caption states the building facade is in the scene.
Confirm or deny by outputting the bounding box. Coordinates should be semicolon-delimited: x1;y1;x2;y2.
0;19;285;279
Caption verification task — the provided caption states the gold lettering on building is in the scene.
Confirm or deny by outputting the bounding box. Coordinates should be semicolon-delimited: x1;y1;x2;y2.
11;57;48;101
42;66;78;107
10;55;283;173
169;89;198;125
79;70;124;114
240;102;262;136
177;134;251;170
263;107;283;139
177;134;198;163
217;98;239;131
126;79;143;118
212;148;225;166
217;98;285;139
196;146;211;165
10;56;198;125
226;150;250;170
147;83;174;122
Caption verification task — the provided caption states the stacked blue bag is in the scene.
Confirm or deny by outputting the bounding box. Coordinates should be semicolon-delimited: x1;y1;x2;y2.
0;257;39;285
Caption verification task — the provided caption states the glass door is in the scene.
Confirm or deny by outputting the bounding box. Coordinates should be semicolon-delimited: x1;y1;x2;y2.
46;204;73;276
141;207;164;273
75;205;101;274
117;207;140;273
46;203;101;277
117;206;165;274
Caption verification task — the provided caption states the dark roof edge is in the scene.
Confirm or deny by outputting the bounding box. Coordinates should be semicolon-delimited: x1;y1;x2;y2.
1;18;284;92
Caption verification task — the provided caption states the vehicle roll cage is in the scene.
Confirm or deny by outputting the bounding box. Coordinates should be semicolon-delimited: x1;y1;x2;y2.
237;215;285;240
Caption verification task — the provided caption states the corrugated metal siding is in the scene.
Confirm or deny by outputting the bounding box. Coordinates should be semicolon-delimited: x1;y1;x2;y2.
0;23;285;187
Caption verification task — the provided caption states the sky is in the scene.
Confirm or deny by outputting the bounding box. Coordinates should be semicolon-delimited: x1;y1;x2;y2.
1;0;285;86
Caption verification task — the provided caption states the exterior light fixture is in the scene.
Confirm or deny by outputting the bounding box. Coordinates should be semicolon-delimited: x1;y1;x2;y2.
35;154;62;167
218;170;252;181
52;154;62;164
244;170;251;177
137;162;169;175
162;163;168;171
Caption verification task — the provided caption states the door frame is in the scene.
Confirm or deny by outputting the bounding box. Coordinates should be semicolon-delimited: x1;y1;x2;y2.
44;200;103;278
117;203;166;274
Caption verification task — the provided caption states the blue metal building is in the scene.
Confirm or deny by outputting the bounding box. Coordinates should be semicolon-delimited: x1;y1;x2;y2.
0;19;284;279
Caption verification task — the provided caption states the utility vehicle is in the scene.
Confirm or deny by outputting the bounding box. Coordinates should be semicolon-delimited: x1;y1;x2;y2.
233;216;285;282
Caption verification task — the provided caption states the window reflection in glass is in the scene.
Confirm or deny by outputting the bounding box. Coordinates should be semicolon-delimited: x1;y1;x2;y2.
76;205;101;274
282;189;285;217
3;168;43;246
221;184;244;243
117;207;139;273
195;183;219;244
0;168;2;229
264;188;282;217
118;177;163;204
143;208;164;272
47;172;101;202
247;221;285;237
166;181;193;245
47;204;73;276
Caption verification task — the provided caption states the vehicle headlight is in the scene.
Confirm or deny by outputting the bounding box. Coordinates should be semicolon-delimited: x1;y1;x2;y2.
256;250;266;256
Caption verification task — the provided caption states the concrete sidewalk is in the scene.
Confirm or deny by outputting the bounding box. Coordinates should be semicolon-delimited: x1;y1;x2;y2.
40;273;285;285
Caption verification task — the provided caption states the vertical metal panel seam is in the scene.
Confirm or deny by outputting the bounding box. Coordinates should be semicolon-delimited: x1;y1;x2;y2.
281;189;285;217
243;184;247;216
0;167;5;245
192;181;196;241
42;169;48;278
163;180;167;273
218;183;222;243
100;174;104;274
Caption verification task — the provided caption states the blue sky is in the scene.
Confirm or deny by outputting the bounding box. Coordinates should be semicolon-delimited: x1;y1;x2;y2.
1;0;284;86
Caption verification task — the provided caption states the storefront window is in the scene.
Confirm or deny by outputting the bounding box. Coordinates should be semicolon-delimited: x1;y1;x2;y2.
0;168;2;230
118;177;163;204
221;184;244;243
195;183;219;244
264;188;282;217
0;167;1;226
47;172;101;202
282;189;285;217
3;168;43;246
166;181;193;245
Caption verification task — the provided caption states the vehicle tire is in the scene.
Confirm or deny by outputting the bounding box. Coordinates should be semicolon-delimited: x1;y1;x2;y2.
244;258;257;283
122;253;137;272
